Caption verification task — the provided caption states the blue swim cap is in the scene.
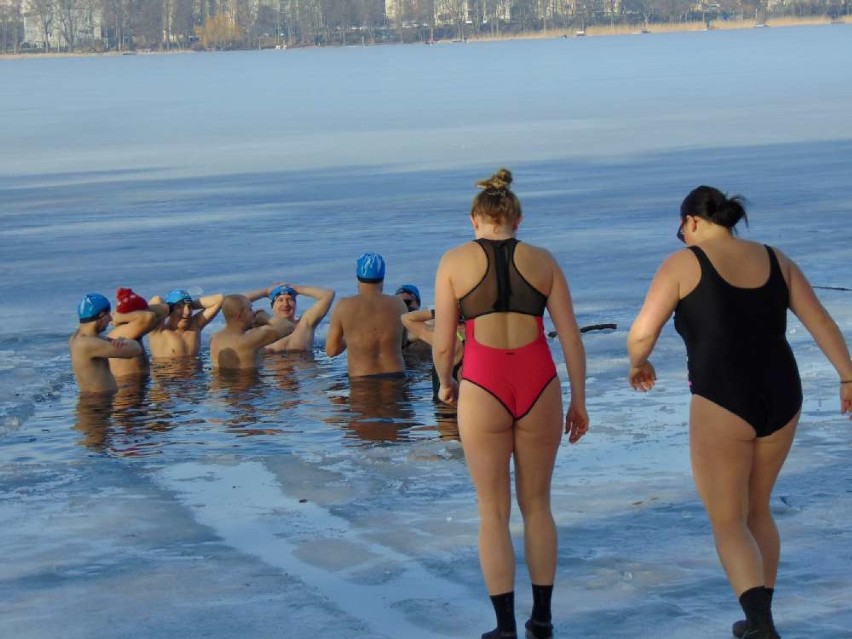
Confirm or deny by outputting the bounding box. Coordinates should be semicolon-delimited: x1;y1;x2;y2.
269;285;298;305
78;293;111;322
356;252;385;283
164;289;193;306
394;284;421;306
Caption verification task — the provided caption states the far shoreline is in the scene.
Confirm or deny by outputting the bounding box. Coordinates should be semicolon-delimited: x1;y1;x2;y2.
0;16;846;61
469;15;847;42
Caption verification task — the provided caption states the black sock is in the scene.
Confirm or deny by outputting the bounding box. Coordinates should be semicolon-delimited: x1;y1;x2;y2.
739;586;776;631
531;584;553;623
489;591;516;634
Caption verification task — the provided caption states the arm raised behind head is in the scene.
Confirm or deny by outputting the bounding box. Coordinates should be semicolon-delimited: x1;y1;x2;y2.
401;309;436;346
293;285;336;328
325;301;346;357
193;293;225;329
243;316;295;350
111;309;161;339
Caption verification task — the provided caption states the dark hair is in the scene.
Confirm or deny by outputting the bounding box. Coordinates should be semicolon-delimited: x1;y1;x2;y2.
471;168;522;225
680;185;748;232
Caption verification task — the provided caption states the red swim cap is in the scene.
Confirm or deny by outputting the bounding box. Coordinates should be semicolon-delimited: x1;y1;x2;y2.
116;288;148;314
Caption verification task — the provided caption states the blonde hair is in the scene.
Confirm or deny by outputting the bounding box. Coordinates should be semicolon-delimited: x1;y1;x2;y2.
471;168;522;225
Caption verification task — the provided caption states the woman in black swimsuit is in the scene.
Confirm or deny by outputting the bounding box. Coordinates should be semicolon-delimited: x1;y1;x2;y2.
628;186;852;639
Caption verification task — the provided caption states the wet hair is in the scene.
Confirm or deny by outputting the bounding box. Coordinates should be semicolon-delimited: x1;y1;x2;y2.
471;168;522;225
681;185;749;232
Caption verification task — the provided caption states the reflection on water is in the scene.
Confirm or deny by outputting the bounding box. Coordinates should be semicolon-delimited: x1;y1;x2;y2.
209;367;275;434
326;375;419;443
432;402;460;442
75;376;164;456
74;393;114;451
72;352;457;457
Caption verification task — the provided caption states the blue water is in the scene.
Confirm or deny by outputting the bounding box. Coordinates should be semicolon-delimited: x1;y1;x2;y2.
2;24;852;446
1;26;851;638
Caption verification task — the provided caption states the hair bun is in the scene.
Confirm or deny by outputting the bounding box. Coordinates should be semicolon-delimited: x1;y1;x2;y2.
476;168;513;194
681;185;748;232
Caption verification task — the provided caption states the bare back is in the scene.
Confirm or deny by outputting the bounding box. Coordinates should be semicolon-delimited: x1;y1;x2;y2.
70;331;141;394
108;323;150;378
330;293;406;377
210;328;265;370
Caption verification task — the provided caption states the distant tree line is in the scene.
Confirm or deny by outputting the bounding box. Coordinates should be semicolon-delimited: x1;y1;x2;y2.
0;0;848;54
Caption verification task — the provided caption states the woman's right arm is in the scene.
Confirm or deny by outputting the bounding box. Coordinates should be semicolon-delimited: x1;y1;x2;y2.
432;251;460;404
784;253;852;414
627;253;682;391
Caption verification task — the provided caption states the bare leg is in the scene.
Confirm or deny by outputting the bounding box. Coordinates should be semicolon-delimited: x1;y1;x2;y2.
458;381;516;595
690;396;762;596
748;411;799;588
514;379;563;585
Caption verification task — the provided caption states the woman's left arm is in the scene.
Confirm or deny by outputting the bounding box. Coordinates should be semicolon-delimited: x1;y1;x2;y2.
781;251;852;415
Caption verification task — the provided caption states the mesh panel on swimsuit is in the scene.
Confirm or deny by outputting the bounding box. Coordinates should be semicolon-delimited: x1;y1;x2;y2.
458;239;547;320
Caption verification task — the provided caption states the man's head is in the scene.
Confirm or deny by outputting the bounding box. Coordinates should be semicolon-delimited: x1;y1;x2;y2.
395;284;421;311
222;294;252;329
356;252;385;284
269;285;298;321
165;288;194;324
78;293;112;333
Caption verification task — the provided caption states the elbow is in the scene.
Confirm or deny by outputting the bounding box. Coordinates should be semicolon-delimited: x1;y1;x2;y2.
432;343;452;361
326;342;341;358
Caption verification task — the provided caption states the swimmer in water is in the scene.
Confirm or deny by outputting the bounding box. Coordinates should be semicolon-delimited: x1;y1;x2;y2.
396;284;431;355
210;294;295;370
70;293;143;394
107;287;168;379
326;252;408;378
148;288;225;359
244;282;335;353
401;307;465;400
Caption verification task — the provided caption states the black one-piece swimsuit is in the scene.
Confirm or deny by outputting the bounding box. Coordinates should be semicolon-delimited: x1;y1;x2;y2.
674;245;802;437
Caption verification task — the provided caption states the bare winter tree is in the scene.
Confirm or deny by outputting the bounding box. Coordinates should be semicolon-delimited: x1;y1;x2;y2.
28;0;55;50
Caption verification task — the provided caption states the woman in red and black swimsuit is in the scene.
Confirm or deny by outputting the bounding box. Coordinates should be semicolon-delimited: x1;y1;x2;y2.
432;169;589;639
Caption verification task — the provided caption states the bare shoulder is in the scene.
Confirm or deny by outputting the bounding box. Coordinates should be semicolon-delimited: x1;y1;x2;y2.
334;295;355;310
71;333;102;356
518;241;556;263
440;242;476;264
656;247;699;278
668;246;697;265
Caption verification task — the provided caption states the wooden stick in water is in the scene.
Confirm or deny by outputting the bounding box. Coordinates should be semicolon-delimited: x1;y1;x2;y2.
548;323;617;338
